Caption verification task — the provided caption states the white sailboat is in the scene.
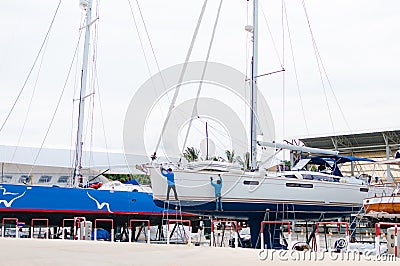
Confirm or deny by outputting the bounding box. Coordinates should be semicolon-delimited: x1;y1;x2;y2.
144;0;391;247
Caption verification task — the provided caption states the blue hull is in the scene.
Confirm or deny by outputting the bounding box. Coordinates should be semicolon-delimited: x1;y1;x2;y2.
0;184;164;223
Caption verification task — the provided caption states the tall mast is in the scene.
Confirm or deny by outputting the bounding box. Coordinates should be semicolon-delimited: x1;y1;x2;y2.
74;0;93;184
250;0;259;171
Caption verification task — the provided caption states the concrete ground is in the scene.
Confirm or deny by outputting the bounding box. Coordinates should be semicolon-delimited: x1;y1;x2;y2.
0;238;397;266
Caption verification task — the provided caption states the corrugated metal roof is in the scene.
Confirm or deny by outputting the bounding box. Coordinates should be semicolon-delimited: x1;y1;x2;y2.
299;130;400;158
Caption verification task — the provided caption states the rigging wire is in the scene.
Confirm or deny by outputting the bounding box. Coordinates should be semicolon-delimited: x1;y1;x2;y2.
28;34;82;175
259;2;283;69
127;0;180;165
134;0;170;101
92;35;112;172
180;0;224;157
174;106;250;152
301;0;335;134
301;0;353;135
301;1;352;133
0;0;62;134
283;1;309;135
129;0;185;162
172;103;250;160
127;0;159;95
94;74;111;170
77;1;111;171
281;0;286;159
70;35;83;171
87;2;100;171
152;0;209;160
10;36;50;162
69;14;85;176
245;0;250;79
244;0;251;142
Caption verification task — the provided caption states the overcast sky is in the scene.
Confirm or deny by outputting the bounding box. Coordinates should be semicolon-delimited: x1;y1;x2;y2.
0;0;399;159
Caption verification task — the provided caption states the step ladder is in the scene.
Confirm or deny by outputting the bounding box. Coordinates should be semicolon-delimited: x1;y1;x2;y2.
256;205;289;249
349;205;369;240
162;200;187;244
306;212;325;250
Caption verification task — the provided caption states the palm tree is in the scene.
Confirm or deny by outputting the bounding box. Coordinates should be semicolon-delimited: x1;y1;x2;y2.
225;150;236;163
236;152;250;170
183;147;200;162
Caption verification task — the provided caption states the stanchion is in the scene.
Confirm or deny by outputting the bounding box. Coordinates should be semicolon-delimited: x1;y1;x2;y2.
1;218;19;238
375;222;400;256
61;219;75;240
94;219;114;242
30;218;49;239
211;220;239;248
129;219;151;244
73;217;86;240
166;219;191;245
260;221;291;250
315;222;349;252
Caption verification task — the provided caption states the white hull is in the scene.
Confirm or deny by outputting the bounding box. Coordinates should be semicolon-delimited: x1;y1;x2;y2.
148;166;389;211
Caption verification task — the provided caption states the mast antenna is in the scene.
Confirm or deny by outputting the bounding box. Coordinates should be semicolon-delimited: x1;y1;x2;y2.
250;0;259;171
74;0;93;186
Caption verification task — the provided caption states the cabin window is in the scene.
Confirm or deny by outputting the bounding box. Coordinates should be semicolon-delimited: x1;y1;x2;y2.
58;176;69;183
303;174;313;180
39;175;52;183
19;175;30;184
1;175;12;183
360;188;369;192
313;175;334;182
286;182;313;188
284;175;297;179
243;180;259;185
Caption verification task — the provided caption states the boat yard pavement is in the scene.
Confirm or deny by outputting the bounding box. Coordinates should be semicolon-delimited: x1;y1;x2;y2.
0;238;397;266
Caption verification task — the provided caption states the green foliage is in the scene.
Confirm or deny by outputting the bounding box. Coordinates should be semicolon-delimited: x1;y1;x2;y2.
236;152;250;170
225;150;236;163
104;174;151;185
183;147;200;162
283;160;291;167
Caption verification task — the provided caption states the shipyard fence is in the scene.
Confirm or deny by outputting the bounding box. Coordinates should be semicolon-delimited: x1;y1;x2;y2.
260;221;291;250
166;219;191;245
315;221;349;252
30;218;49;239
61;218;75;240
375;222;399;257
129;219;150;244
94;218;114;242
1;218;19;238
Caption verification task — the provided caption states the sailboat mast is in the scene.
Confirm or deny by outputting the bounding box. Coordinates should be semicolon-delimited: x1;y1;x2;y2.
74;0;93;183
250;0;259;170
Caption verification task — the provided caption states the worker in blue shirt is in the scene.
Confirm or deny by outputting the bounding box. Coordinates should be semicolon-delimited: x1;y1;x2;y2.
161;166;178;201
210;174;223;211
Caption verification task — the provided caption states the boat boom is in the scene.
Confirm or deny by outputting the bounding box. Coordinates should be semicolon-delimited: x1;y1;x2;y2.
258;141;339;156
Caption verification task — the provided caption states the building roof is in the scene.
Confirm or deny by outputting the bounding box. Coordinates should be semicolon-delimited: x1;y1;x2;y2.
300;130;400;158
0;145;148;174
